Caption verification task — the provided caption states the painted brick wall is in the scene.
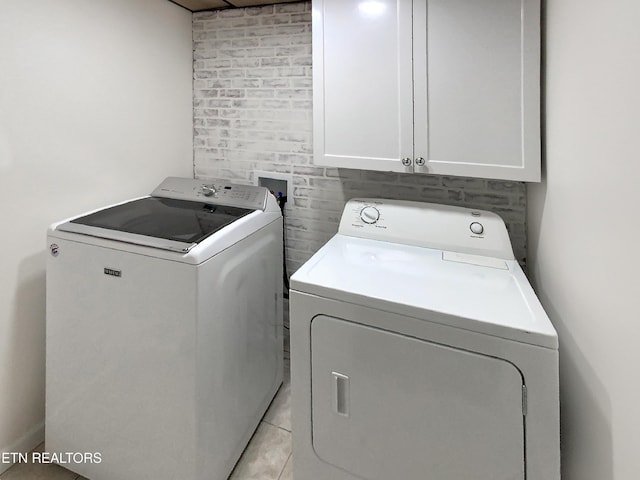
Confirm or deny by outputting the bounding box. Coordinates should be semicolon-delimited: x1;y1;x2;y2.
193;1;527;273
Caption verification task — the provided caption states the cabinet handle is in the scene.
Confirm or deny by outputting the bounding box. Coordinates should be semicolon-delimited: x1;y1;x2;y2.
401;157;412;166
415;157;425;166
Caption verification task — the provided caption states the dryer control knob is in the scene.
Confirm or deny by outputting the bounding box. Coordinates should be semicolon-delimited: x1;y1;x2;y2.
470;222;484;235
360;206;380;224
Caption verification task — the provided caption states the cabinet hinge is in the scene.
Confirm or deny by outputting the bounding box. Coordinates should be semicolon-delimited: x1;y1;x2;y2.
522;384;528;416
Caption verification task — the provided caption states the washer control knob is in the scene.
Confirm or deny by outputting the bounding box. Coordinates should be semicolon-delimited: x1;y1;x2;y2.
470;222;484;235
202;185;216;197
360;206;380;224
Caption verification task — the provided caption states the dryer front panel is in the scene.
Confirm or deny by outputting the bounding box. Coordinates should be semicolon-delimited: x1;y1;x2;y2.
310;315;525;480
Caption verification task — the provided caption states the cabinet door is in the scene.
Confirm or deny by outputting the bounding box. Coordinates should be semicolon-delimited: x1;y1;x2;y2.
313;0;414;172
413;0;541;181
311;315;526;480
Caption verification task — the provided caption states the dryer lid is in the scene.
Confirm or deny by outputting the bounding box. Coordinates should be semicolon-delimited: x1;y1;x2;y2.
290;234;558;349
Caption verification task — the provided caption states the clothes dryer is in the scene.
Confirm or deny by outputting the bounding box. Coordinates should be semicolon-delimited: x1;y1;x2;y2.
290;198;559;480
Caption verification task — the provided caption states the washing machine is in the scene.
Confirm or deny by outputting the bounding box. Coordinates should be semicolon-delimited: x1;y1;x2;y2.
46;177;283;480
290;198;559;480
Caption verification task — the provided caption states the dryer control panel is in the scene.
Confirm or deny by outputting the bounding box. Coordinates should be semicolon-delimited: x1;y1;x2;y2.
339;198;515;260
151;177;270;211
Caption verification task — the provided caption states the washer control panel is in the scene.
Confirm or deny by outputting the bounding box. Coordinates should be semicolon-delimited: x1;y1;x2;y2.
339;198;515;260
151;177;268;210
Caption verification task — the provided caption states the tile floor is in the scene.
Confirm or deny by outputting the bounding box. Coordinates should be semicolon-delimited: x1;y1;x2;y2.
1;328;293;480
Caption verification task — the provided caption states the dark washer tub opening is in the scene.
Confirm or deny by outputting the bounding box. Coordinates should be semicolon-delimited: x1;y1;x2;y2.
70;197;254;244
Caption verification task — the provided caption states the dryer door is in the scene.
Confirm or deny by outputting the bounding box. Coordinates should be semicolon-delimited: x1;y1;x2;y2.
311;315;525;480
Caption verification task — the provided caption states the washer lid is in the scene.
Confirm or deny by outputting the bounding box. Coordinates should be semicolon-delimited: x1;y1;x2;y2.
290;234;558;349
57;197;254;253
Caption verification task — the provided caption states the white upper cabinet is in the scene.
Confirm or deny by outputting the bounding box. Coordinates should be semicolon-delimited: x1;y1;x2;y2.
312;0;414;173
312;0;541;182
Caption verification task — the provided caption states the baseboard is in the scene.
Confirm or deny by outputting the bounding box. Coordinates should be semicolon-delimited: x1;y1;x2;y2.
0;421;45;475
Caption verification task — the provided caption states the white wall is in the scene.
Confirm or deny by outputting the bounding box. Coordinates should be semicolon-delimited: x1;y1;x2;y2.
528;1;640;478
0;0;193;470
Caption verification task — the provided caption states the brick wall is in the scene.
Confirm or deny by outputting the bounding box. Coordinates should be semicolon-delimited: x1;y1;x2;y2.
193;1;528;273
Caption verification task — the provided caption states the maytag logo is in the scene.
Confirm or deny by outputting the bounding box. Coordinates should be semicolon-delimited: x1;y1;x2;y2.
104;268;122;278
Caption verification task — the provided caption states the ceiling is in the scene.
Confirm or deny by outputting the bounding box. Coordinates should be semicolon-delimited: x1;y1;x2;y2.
169;0;302;12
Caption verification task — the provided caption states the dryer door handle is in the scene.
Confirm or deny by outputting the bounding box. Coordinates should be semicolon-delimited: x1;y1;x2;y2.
332;371;350;417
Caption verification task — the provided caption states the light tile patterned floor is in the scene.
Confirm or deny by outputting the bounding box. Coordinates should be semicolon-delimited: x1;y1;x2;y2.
1;359;292;480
